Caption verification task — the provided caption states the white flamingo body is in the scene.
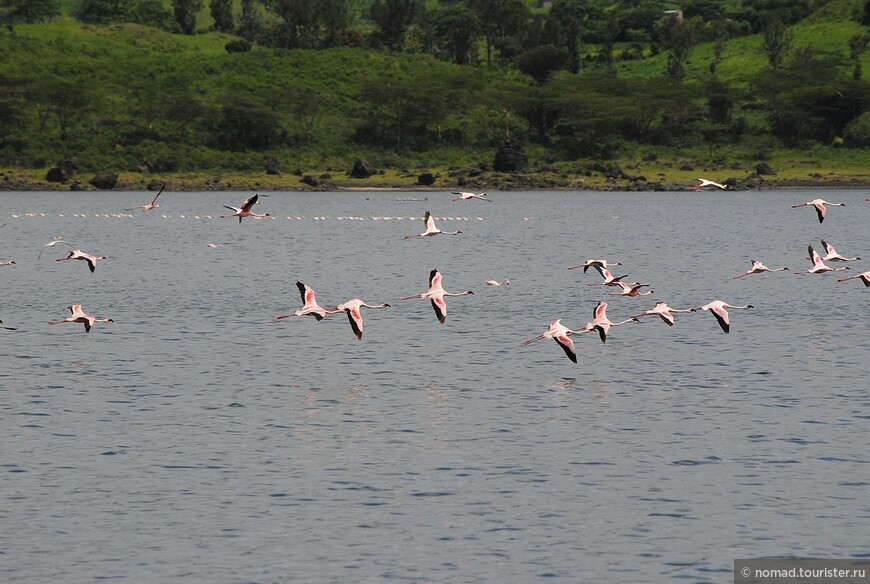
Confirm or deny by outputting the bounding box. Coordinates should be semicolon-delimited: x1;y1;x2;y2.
129;183;165;211
451;191;491;202
277;281;338;321
522;319;580;363
630;301;696;326
698;300;752;334
48;304;113;333
486;278;510;286
56;249;106;273
37;238;74;260
221;193;270;223
798;245;850;275
820;240;861;262
608;281;653;296
404;211;462;238
791;198;845;224
336;298;391;340
732;260;789;279
587;268;630;287
579;301;638;343
567;259;623;273
838;271;870;287
399;269;473;324
690;178;727;191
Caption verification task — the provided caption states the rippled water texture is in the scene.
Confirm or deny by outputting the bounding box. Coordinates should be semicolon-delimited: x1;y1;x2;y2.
1;190;868;582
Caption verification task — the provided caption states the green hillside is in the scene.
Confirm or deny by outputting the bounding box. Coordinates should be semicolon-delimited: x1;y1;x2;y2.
1;0;869;190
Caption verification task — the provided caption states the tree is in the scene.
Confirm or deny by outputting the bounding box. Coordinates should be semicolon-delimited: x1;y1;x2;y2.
659;15;698;79
210;0;234;32
468;0;529;67
214;94;282;150
429;4;479;65
319;0;351;48
848;33;869;80
238;0;262;41
1;0;59;28
516;45;570;84
129;0;173;29
546;0;595;73
173;0;204;35
762;19;793;69
371;0;421;52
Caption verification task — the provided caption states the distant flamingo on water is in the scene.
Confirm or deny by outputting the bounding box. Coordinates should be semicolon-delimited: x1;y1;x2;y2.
522;319;582;363
486;278;510;286
630;301;696;326
404;212;462;238
732;260;789;279
451;191;492;202
838;271;870;287
56;249;106;273
697;300;752;334
48;304;113;333
567;258;622;273
127;183;165;212
400;269;473;324
819;240;861;262
791;198;845;224
796;245;850;275
335;298;391;340
276;281;338;321
690;178;727;191
221;193;271;223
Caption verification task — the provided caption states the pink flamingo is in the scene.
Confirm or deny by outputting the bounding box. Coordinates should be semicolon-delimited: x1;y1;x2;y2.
127;183;165;212
819;240;861;262
732;260;789;279
697;300;753;334
451;191;492;202
630;301;696;326
522;319;581;363
586;268;630;287
838;271;870;287
485;278;510;286
404;212;462;238
796;245;850;275
221;194;271;223
56;249;106;273
399;269;474;324
48;304;113;333
0;260;15;266
607;281;653;296
567;258;623;273
791;198;845;223
690;178;726;191
277;281;338;321
578;301;639;343
335;298;391;340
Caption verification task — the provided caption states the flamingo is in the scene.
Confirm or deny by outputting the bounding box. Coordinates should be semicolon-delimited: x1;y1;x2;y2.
796;245;850;275
838;271;870;287
630;301;696;326
399;269;474;324
206;242;228;249
567;258;623;273
127;183;165;211
0;319;18;330
221;193;271;223
486;278;510;286
732;260;789;279
607;281;653;296
277;281;338;321
791;198;845;224
56;249;106;273
451;191;492;202
0;260;15;266
587;268;630;287
820;240;861;262
690;178;726;191
697;300;752;334
522;319;581;363
578;301;639;343
404;211;462;238
48;304;113;333
37;238;74;260
335;298;391;340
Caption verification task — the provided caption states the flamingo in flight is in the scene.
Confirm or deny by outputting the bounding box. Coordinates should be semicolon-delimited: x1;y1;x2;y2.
586;268;630;287
277;281;339;321
37;237;74;260
56;249;106;273
578;301;639;343
0;320;18;331
697;300;752;334
486;278;510;286
522;319;581;363
404;211;462;238
819;240;861;262
48;304;113;333
335;298;391;340
838;271;870;287
791;198;845;224
732;260;789;279
0;260;15;266
630;301;696;326
127;183;165;212
608;281;653;296
567;258;623;273
451;191;492;202
221;194;271;223
399;269;474;324
796;245;850;275
690;178;727;191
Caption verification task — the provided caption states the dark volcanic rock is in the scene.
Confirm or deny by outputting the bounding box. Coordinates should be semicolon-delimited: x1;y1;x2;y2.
89;171;118;190
755;163;775;175
301;175;320;187
493;145;528;172
417;172;435;186
46;160;79;183
349;159;376;178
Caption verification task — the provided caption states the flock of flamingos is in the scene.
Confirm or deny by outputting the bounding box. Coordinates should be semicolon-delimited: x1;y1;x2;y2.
3;181;868;363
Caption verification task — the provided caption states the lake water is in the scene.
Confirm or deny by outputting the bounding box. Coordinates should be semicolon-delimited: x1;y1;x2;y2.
1;189;867;583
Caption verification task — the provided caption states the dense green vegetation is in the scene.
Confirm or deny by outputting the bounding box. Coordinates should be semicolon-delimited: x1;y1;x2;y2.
1;0;869;188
